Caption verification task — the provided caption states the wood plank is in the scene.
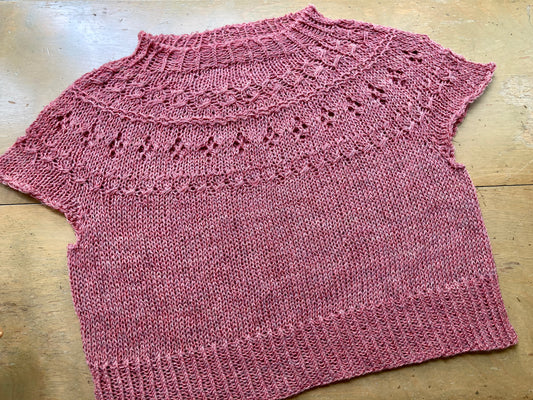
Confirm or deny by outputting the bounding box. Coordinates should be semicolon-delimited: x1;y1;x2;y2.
0;204;92;400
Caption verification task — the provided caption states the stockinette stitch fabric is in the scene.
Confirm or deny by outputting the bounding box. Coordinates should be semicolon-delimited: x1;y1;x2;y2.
0;4;518;399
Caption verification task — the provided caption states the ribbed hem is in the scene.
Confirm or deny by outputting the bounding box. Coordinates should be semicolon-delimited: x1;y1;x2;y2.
90;273;517;400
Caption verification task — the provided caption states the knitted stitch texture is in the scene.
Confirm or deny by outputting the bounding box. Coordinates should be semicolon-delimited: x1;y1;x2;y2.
0;4;518;399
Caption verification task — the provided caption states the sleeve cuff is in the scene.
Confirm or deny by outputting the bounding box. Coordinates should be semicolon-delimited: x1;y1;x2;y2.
418;35;497;163
0;134;83;225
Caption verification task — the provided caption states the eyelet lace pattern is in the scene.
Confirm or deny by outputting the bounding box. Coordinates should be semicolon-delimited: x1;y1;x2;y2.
6;4;496;196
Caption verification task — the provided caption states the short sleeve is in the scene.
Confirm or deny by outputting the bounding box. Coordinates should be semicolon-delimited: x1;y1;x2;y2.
0;89;85;229
395;31;497;164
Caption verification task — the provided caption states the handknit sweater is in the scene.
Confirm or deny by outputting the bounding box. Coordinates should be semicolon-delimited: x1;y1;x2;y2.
0;4;518;400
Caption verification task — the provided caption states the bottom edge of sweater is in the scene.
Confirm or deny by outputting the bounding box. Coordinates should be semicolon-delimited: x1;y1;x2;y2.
88;273;518;400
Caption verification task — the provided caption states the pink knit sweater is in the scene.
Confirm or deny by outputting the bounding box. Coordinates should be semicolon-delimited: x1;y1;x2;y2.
0;4;518;399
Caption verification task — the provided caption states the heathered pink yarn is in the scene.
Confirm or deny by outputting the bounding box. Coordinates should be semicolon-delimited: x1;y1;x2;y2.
0;4;518;399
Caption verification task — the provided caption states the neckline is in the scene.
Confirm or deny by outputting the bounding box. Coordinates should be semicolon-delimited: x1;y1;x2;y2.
71;4;396;126
128;4;380;74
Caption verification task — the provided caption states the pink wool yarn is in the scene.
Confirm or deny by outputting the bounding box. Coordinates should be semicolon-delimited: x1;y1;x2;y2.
0;4;518;399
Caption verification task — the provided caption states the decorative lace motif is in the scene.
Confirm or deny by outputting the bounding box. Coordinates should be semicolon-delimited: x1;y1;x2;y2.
70;24;393;125
9;4;495;196
15;71;420;196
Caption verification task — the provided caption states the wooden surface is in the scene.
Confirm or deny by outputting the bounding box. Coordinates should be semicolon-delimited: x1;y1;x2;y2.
0;1;532;399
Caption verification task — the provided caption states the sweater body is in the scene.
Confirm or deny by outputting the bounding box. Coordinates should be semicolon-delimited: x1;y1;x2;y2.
0;4;517;400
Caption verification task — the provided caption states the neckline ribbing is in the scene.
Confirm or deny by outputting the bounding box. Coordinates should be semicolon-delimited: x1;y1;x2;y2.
129;4;377;74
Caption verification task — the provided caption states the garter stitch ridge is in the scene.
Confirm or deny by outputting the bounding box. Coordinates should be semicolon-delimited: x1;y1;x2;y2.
0;4;518;399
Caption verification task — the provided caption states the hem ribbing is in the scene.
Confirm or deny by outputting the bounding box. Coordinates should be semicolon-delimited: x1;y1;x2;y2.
90;273;518;400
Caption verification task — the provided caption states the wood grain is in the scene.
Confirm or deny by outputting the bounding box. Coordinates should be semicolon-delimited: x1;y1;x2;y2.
0;1;531;399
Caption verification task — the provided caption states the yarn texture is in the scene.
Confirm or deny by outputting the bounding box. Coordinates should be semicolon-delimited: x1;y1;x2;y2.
0;4;518;399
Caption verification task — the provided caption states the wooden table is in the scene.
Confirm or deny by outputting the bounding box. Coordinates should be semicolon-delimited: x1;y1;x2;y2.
0;2;531;399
